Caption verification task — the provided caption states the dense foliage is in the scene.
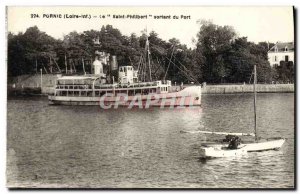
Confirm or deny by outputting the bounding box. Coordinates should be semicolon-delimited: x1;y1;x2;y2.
7;23;293;84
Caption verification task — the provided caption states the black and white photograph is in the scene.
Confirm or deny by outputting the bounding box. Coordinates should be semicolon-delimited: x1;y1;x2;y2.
6;6;295;189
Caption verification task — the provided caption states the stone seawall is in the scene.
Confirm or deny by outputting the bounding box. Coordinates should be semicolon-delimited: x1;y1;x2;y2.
8;74;61;88
8;74;60;95
201;84;294;94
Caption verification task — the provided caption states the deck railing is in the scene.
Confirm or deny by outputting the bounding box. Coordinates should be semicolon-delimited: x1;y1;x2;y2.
56;80;172;90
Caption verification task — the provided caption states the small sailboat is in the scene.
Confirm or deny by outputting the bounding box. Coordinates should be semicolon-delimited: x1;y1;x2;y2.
199;65;285;158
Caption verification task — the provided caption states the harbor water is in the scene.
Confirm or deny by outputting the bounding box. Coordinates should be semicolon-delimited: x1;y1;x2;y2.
7;93;294;188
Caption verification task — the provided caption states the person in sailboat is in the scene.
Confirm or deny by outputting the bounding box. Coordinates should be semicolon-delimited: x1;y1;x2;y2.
227;136;241;149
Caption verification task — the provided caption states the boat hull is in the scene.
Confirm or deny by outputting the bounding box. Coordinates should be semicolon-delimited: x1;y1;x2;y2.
245;138;285;152
199;145;248;158
48;86;201;107
199;139;285;158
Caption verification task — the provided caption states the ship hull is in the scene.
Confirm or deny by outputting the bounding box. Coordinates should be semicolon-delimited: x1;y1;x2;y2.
48;86;201;108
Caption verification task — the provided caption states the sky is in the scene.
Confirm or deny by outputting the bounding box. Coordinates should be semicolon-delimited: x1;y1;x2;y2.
7;6;294;48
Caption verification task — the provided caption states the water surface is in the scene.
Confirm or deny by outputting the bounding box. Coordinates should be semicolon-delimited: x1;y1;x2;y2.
7;93;294;188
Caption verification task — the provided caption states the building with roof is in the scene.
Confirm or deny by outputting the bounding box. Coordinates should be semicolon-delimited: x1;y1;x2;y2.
268;42;294;67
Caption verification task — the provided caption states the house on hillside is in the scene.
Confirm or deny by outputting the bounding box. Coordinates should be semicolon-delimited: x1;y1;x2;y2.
268;42;294;67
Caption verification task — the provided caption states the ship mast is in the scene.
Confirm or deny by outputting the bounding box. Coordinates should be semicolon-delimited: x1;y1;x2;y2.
145;28;152;82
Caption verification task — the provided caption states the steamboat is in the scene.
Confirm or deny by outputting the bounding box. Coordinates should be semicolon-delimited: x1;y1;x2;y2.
48;36;201;108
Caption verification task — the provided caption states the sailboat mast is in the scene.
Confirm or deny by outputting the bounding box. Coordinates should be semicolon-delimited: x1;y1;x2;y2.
254;65;257;142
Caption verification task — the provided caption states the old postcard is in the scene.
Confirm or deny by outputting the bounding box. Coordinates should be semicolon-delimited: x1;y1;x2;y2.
6;6;295;189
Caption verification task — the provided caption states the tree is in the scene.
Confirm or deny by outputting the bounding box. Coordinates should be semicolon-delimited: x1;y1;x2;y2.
8;24;285;85
195;21;274;84
7;26;60;76
275;61;294;83
196;20;236;83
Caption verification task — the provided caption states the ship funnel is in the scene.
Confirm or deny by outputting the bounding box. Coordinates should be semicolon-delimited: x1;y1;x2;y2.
110;56;118;71
93;58;103;75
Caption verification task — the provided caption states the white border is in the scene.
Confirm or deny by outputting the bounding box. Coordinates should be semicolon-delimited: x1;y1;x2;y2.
1;0;298;193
